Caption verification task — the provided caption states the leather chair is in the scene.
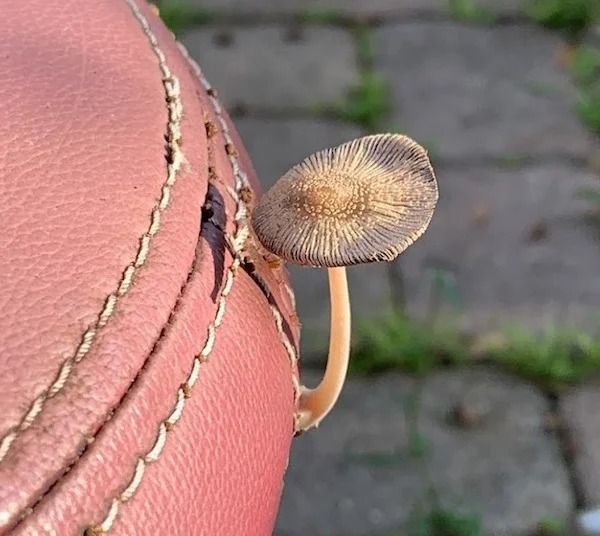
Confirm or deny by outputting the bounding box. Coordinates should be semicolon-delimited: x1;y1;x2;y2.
0;1;300;534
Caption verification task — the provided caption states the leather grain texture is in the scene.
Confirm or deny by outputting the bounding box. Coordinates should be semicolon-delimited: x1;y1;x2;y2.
0;1;300;534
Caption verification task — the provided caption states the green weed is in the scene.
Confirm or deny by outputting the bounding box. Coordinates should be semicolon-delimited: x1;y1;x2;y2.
154;0;214;35
578;186;600;204
333;72;391;131
298;7;343;24
350;313;468;376
354;23;374;69
330;25;391;131
576;85;600;132
570;46;600;86
495;325;600;390
401;497;483;536
351;310;600;390
497;155;528;169
533;515;568;536
408;430;430;459
525;0;599;38
577;185;600;224
418;509;482;536
447;0;497;24
578;185;600;219
344;450;407;468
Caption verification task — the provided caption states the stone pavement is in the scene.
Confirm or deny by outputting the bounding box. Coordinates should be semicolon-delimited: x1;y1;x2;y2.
177;1;600;534
277;370;572;536
181;7;600;357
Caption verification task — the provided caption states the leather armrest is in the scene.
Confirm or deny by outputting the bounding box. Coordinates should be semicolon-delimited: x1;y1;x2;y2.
0;1;300;534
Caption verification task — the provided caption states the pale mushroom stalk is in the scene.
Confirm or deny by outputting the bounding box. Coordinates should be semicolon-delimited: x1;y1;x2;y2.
297;266;350;429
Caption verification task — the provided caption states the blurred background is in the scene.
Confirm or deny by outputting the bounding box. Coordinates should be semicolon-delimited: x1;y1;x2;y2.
157;0;599;534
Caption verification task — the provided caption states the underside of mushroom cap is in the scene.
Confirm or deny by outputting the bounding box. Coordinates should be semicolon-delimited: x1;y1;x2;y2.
252;133;439;267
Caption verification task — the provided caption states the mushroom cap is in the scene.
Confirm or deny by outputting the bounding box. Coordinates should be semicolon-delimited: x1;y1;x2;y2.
251;133;438;268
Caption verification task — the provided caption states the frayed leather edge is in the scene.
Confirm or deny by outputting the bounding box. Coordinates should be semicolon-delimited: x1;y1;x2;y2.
177;39;301;432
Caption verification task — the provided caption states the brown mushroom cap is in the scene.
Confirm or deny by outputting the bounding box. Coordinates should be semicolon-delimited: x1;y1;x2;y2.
251;133;438;267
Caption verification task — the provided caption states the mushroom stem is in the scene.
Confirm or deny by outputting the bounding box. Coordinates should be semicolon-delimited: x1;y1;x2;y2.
297;266;351;430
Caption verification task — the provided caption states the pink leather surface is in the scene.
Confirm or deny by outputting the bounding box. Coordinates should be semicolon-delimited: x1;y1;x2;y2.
0;1;299;534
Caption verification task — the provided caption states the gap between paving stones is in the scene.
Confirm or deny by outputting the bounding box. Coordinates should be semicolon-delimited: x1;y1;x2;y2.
178;1;531;26
156;12;530;27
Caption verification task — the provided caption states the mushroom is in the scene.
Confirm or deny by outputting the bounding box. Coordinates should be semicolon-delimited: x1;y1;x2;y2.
251;133;438;432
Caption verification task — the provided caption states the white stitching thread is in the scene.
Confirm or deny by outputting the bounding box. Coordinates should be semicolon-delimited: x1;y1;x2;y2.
176;42;301;420
283;279;297;310
85;17;301;535
85;16;247;536
0;0;185;465
270;303;301;425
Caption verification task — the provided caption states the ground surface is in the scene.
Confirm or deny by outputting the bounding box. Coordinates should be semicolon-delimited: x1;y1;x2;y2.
174;1;600;534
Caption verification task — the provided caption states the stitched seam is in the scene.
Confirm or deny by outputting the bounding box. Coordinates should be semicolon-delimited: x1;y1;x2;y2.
175;43;301;426
0;2;185;463
283;278;297;311
84;12;252;536
239;268;301;419
86;25;301;535
13;214;208;527
175;44;301;427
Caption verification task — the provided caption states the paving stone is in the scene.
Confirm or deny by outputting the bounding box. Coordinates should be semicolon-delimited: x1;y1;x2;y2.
188;0;523;17
234;118;361;189
375;23;593;160
276;368;573;536
234;118;394;361
562;383;600;507
181;26;358;110
394;163;600;332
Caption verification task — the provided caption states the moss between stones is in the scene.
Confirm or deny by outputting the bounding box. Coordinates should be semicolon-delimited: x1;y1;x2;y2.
350;312;600;392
